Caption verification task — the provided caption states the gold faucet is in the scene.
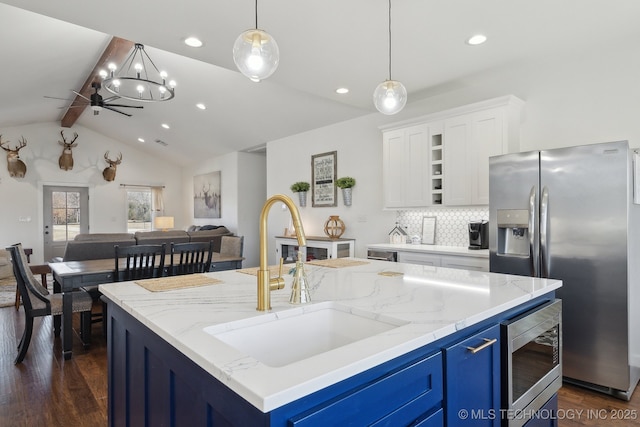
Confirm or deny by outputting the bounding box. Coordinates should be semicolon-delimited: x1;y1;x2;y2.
257;194;307;311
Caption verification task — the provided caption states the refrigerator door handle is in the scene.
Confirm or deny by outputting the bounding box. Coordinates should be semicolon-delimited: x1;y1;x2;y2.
529;186;539;277
540;186;550;278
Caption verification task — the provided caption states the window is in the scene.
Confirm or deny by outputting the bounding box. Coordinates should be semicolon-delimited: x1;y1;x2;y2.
52;190;82;241
126;189;152;233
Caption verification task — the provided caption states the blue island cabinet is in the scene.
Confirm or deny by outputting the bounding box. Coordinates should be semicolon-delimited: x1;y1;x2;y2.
106;301;444;426
444;324;501;426
105;295;554;427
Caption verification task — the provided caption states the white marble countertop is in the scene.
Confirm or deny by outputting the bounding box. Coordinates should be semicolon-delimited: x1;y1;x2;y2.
99;258;560;413
368;243;489;258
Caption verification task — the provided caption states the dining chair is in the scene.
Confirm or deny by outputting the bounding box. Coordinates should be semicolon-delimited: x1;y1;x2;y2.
115;243;167;282
170;241;213;276
220;236;244;259
85;243;167;337
7;243;93;364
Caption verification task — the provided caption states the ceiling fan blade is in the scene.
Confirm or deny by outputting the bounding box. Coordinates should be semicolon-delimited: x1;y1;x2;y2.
44;95;74;101
103;105;132;117
106;103;144;109
103;95;121;103
71;90;91;101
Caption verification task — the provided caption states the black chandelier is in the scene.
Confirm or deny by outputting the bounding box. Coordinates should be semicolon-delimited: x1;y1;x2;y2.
100;43;176;102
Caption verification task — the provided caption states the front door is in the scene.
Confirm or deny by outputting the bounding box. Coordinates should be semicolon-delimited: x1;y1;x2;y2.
43;185;89;261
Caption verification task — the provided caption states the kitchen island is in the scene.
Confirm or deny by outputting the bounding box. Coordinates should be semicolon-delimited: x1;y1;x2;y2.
100;258;561;426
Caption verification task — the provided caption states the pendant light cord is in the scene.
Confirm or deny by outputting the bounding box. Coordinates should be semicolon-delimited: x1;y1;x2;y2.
388;0;392;80
255;0;259;29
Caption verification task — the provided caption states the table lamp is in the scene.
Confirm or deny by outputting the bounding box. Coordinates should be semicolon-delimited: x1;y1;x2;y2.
154;216;174;231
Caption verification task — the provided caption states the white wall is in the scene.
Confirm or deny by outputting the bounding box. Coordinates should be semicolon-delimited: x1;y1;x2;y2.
181;151;266;267
0;121;182;264
182;151;240;231
266;115;397;264
237;152;266;268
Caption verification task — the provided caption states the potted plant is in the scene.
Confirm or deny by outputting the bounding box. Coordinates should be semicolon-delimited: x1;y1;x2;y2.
336;177;356;206
290;181;310;207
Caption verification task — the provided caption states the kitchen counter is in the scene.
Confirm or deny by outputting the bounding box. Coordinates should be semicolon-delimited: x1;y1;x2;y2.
99;258;559;413
368;243;489;258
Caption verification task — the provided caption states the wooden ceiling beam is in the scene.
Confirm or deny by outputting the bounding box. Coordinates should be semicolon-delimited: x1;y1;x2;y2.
61;37;134;128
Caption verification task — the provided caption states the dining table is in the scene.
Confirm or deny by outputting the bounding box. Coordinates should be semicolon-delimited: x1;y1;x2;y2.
49;252;244;359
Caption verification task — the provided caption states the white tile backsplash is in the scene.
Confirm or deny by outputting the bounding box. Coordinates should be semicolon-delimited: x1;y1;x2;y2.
396;206;489;247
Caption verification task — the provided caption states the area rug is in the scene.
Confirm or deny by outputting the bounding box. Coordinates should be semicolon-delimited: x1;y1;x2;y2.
0;281;16;308
0;275;52;308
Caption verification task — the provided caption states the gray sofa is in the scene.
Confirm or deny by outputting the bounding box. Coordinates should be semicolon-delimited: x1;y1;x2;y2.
58;227;233;262
61;233;137;261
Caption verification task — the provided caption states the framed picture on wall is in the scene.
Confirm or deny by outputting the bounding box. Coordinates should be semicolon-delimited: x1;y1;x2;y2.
193;171;221;218
311;151;337;207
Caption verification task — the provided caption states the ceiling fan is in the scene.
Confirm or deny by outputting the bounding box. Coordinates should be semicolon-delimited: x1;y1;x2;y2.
45;82;143;117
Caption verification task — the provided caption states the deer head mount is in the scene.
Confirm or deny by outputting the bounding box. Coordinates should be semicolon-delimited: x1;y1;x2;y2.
58;130;79;171
0;135;27;178
202;184;219;210
102;151;122;182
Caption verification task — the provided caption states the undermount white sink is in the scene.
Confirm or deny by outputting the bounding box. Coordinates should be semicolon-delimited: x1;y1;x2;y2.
203;302;407;367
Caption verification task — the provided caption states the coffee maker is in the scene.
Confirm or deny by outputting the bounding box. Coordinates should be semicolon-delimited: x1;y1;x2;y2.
468;220;489;250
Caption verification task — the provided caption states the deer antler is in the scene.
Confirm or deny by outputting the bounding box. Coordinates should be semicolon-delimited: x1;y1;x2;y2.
17;137;27;150
104;151;123;165
0;135;8;152
60;130;79;146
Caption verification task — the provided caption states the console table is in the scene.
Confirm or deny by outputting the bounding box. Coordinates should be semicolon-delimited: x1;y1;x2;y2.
275;236;355;262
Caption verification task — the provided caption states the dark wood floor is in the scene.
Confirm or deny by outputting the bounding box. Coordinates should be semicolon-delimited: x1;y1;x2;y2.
1;306;639;427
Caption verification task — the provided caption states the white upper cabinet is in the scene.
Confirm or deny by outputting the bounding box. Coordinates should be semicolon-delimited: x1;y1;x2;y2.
443;115;471;206
382;95;523;208
382;124;431;208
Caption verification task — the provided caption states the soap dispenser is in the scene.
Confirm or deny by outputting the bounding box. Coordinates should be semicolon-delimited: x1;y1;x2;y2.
289;251;311;304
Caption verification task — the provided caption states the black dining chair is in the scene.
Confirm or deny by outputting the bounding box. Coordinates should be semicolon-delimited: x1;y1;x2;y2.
7;243;93;364
170;241;213;276
115;243;167;282
86;243;167;337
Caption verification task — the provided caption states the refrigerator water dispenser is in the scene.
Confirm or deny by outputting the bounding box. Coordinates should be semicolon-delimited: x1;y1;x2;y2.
497;209;529;256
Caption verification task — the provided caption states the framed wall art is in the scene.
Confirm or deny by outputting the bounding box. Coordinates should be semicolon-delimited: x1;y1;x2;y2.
193;171;221;218
311;151;337;207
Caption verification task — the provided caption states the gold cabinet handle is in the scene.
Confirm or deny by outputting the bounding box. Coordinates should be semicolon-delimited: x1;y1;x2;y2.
466;338;497;354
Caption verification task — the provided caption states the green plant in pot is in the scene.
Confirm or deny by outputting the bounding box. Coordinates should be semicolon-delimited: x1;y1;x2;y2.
290;181;310;207
336;177;355;206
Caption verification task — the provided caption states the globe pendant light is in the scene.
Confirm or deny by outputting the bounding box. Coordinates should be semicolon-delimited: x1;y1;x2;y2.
373;0;407;115
233;0;279;82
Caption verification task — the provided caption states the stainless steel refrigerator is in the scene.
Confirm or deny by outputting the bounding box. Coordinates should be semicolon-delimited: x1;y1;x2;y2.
489;140;640;399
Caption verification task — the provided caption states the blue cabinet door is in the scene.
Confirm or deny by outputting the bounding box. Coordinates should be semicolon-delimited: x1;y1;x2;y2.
522;394;558;427
444;324;501;426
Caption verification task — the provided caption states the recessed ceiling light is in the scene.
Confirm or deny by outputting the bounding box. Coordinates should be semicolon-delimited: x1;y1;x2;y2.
161;123;170;129
466;34;487;45
184;37;203;48
336;87;349;94
196;103;206;110
137;138;145;143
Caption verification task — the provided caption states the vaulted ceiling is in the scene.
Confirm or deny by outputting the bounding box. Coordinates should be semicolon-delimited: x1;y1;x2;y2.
1;0;639;166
